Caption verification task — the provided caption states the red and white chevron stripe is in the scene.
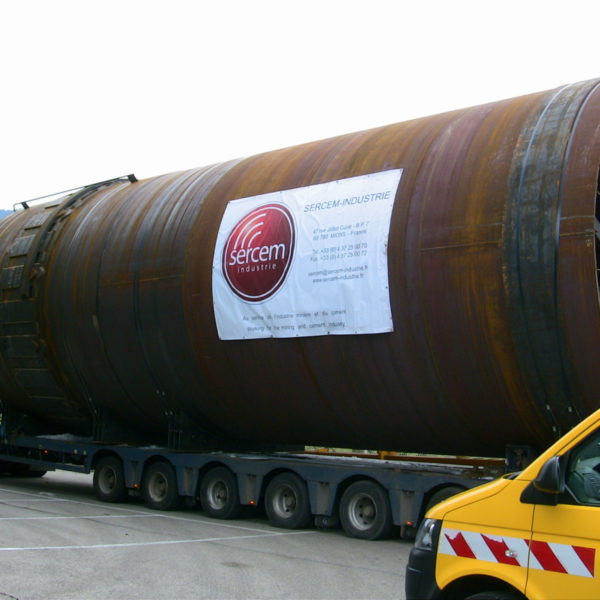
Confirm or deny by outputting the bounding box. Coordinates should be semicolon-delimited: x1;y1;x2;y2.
439;528;595;578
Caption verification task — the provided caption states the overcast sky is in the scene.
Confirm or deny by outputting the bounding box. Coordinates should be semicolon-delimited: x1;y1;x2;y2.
1;0;598;210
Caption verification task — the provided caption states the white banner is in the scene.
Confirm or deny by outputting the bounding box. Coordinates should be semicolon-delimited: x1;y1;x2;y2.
212;169;402;340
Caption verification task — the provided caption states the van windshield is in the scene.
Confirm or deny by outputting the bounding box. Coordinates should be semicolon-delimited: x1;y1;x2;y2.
566;429;600;505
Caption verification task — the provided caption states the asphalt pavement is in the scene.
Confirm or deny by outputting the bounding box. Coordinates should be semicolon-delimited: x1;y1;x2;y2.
0;470;412;600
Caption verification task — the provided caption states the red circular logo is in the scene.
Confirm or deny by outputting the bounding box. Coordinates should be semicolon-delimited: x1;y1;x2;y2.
222;203;295;302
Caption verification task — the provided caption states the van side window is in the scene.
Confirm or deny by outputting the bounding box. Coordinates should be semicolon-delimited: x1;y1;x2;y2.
566;430;600;505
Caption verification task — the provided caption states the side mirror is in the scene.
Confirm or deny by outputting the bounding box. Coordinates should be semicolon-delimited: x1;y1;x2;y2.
521;456;565;505
533;456;565;494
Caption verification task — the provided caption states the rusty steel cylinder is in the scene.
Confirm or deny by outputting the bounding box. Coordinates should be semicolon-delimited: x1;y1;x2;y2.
1;78;600;456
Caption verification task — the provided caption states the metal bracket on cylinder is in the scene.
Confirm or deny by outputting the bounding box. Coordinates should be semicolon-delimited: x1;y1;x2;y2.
17;175;138;299
12;174;137;212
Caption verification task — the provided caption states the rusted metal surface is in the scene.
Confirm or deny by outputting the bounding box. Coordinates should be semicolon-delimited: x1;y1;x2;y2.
1;79;600;455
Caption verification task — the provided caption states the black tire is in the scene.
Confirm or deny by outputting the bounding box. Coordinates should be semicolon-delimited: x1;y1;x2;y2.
199;467;243;519
27;469;47;478
264;472;312;529
4;463;47;478
93;456;128;503
339;480;394;540
5;463;31;476
142;461;182;510
465;591;525;600
425;485;465;513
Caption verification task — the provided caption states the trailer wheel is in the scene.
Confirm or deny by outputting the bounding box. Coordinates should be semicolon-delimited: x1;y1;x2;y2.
5;463;46;478
93;456;127;502
265;472;312;529
27;469;47;478
142;461;182;510
339;480;393;540
425;485;465;513
199;467;243;519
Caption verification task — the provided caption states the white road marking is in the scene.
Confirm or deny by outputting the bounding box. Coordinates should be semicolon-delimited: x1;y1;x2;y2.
0;530;316;552
0;485;291;534
0;514;158;521
0;498;69;503
0;488;58;497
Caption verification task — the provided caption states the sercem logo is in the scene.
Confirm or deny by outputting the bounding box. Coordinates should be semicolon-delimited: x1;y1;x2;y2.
222;203;296;302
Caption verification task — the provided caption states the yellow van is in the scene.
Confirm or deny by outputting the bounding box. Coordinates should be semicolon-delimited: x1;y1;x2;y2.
406;408;600;600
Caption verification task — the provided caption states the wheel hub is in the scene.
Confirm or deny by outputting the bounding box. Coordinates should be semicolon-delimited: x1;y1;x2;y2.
348;494;376;530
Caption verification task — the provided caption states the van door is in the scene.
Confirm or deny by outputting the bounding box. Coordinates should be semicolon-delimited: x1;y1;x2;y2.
526;430;600;600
